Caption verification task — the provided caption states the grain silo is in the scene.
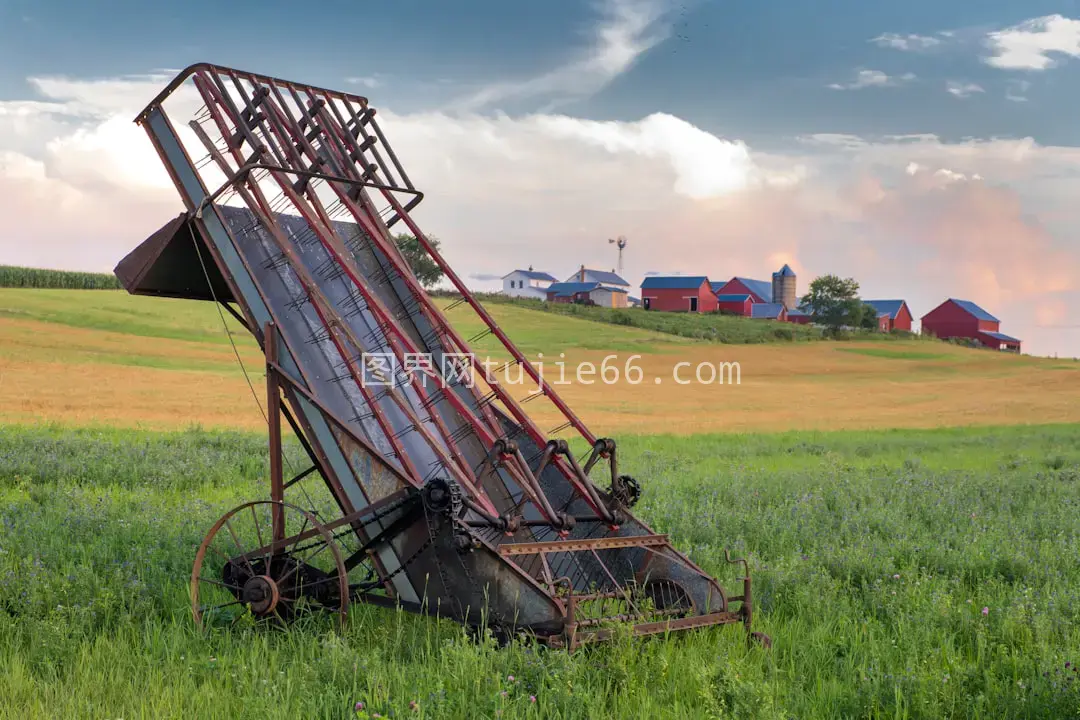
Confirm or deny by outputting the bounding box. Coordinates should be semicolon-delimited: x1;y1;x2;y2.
772;264;797;310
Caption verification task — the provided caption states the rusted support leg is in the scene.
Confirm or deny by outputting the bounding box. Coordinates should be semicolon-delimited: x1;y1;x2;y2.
265;321;285;543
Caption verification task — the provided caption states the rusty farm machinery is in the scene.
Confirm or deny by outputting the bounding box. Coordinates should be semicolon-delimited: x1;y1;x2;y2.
114;64;767;649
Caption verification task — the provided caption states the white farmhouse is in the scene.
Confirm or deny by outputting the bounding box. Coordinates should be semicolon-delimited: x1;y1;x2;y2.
501;267;557;299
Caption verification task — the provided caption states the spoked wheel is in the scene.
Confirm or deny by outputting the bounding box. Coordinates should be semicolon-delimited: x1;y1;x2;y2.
191;501;349;631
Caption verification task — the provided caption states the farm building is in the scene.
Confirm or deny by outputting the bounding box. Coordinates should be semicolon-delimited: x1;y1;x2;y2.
565;266;630;292
545;281;628;307
787;308;812;324
640;276;719;313
715;293;753;315
750;303;788;321
713;277;774;304
501;267;557;299
771;264;797;310
921;299;1021;352
864;300;913;332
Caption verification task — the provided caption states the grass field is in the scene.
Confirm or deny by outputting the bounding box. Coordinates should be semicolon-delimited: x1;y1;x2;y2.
1;424;1079;718
3;288;1080;718
2;288;1079;433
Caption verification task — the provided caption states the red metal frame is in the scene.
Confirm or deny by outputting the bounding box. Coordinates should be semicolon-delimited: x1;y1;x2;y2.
182;65;614;524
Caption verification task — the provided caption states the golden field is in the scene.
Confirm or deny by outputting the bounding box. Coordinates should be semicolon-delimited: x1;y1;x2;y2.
1;288;1078;433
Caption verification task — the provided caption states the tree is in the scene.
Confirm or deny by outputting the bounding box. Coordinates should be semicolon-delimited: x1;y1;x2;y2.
393;233;444;289
800;275;863;332
859;302;880;330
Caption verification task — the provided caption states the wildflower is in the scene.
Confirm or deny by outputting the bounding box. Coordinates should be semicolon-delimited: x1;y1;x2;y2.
507;675;515;682
355;702;364;711
982;606;989;616
529;696;537;703
500;691;508;698
409;701;419;711
1067;662;1072;669
892;574;900;580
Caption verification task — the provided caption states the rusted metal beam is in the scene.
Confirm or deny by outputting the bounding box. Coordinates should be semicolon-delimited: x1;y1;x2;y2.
498;534;669;556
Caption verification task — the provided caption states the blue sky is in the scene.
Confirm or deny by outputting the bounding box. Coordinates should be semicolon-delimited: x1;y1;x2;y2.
1;0;1079;356
3;0;1079;142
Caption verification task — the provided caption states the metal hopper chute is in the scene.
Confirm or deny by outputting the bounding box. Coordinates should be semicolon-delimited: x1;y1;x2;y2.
114;64;768;649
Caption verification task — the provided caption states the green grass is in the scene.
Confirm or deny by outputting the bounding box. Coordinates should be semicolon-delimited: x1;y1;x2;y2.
837;347;950;361
473;293;923;346
0;288;251;345
2;424;1080;718
0;265;121;290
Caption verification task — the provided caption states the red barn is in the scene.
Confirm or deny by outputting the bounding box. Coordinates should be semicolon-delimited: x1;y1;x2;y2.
786;308;812;324
864;300;913;332
640;276;719;313
715;293;753;316
921;299;1021;352
713;277;773;304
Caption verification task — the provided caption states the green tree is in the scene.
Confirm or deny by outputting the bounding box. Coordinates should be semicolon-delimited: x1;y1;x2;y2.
800;275;863;332
859;302;880;330
393;233;444;289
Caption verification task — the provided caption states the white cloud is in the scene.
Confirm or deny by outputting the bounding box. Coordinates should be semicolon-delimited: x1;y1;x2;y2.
946;81;985;98
454;0;673;111
985;14;1080;70
345;76;381;89
828;70;915;91
2;73;1080;357
871;33;942;51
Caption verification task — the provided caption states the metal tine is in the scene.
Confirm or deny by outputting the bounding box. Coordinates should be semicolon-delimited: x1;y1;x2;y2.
447;424;475;444
468;328;493;344
292;227;322;251
495;358;520;376
318;264;348;284
520;391;545;404
419;328;442;348
285;289;312;311
351;410;377;423
305;326;333;345
476;391;499;409
419;387;445;410
392;424;417;441
313;254;342;278
344;234;371;255
504;423;528;442
549;421;574;435
340;290;368;317
445;296;469;312
262;251;291;271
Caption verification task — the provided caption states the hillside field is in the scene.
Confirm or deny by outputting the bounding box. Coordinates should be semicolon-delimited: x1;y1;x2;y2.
2;288;1079;433
2;288;1080;719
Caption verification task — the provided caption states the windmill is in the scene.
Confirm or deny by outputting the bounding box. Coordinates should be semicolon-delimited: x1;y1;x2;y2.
608;236;628;273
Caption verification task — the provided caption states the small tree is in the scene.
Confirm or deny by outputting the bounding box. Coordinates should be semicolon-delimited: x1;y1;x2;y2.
393;233;444;289
859;302;880;330
800;275;863;332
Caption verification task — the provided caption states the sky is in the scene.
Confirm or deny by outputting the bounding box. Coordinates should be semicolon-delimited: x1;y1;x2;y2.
2;0;1080;357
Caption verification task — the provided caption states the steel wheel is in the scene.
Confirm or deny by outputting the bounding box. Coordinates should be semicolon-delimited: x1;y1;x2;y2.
191;501;349;631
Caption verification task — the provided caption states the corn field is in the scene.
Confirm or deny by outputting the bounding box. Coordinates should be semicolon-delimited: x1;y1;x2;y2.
0;265;120;289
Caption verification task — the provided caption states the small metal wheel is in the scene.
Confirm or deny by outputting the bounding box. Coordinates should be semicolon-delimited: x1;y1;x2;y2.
191;501;349;631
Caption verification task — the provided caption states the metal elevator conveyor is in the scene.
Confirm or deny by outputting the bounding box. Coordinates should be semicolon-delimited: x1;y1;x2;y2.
113;63;766;649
